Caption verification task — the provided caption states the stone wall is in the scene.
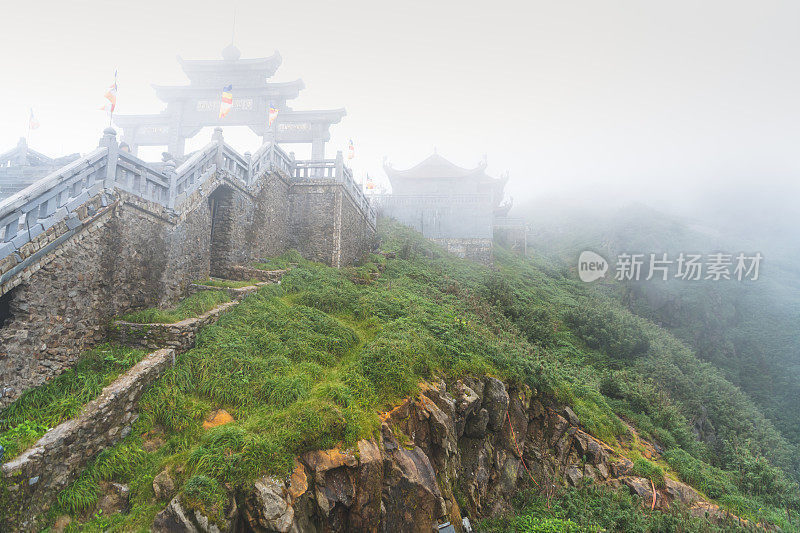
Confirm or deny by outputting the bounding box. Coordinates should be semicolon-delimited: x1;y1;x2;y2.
0;167;374;407
0;348;175;532
0;172;294;407
432;238;494;264
288;182;337;265
339;188;379;266
289;181;376;267
109;301;239;352
493;224;528;256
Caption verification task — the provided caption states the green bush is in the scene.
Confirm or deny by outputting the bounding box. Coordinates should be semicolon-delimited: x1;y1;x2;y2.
630;458;666;488
564;304;650;360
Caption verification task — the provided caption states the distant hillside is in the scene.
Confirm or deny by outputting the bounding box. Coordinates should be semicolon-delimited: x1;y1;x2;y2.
521;202;800;476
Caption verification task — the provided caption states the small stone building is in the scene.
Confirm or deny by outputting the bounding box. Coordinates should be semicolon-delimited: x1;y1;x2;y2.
378;153;513;262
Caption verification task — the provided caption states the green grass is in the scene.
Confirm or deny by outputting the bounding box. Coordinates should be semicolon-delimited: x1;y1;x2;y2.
40;219;800;530
630;458;666;488
193;278;262;289
118;290;230;324
252;249;303;271
478;486;748;532
0;344;145;459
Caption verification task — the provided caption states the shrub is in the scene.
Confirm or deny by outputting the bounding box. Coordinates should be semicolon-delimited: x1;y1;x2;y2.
631;458;666;488
564;304;650;360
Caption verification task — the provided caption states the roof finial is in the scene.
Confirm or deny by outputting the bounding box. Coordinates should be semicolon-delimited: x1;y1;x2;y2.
222;9;241;61
231;7;237;45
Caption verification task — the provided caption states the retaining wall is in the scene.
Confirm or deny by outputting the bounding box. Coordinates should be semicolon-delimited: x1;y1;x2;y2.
0;348;175;532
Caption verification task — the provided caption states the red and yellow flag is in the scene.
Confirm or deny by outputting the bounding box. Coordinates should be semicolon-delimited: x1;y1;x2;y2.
219;84;233;118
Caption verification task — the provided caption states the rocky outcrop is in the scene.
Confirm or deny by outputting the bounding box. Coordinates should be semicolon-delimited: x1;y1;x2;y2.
152;377;742;532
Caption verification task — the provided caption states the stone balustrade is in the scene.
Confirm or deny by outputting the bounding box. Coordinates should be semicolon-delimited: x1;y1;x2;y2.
0;127;375;268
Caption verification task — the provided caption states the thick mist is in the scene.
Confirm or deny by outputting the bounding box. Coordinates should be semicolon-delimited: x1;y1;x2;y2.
2;0;799;245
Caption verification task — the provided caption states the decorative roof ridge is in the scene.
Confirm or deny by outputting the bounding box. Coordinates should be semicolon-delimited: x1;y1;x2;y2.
383;152;490;180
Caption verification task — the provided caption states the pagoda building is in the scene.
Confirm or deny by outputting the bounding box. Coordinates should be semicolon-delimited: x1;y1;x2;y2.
380;153;511;262
114;44;345;159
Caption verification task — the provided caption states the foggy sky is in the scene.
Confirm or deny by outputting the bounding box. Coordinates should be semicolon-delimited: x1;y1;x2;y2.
2;0;799;219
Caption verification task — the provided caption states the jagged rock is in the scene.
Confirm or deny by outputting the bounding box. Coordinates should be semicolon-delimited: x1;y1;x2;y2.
154;469;176;501
664;477;701;506
382;425;446;531
563;406;580;426
573;430;605;465
500;388;529;458
453;380;481;417
245;477;295;532
458;437;493;515
303;448;358;476
529;399;545;420
548;414;569;446
464;408;490;437
349;439;383;531
423;381;457;422
566;465;583;486
610;457;634;477
97;481;129;516
286;460;309;504
420;392;458;456
596;461;610;479
152;497;199;532
306;450;357;529
621;476;662;508
483;377;509;432
452;380;481;437
555;430;574;462
463;377;485;402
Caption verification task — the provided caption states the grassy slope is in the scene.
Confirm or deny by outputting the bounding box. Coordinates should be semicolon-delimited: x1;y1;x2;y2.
35;219;799;531
0;345;146;460
118;290;230;324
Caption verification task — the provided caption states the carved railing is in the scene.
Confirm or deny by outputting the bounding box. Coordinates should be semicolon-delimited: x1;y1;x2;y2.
172;142;218;206
0;148;107;260
291;155;376;226
114;151;171;204
0;127;376;265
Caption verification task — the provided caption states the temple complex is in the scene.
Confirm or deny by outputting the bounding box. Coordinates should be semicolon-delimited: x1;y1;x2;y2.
377;153;525;262
114;44;345;159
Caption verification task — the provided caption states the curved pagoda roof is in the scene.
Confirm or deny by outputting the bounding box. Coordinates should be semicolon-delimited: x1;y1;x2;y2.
176;48;283;86
384;153;488;181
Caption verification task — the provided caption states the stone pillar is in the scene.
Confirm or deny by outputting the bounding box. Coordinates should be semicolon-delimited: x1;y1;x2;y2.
98;127;119;190
244;152;252;185
164;157;177;209
212;127;225;172
335;150;344;181
167;109;185;158
311;137;325;162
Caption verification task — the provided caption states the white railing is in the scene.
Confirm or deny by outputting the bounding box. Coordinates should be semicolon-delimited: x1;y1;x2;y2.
0;127;377;263
115;151;171;204
0;148;107;260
